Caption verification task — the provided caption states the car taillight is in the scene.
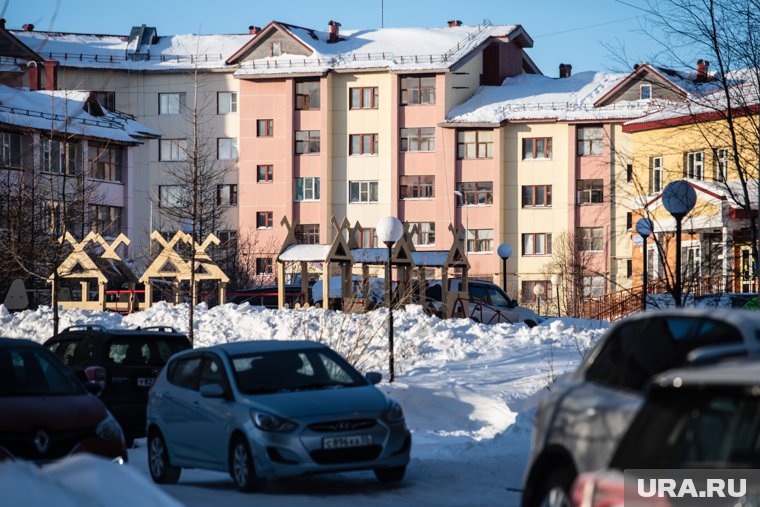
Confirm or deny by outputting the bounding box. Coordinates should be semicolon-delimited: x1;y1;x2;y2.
85;366;107;388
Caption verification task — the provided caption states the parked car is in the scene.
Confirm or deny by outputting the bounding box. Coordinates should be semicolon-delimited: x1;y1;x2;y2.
571;359;760;507
0;338;127;463
228;285;306;309
427;279;541;327
44;325;192;446
146;340;411;491
522;309;760;507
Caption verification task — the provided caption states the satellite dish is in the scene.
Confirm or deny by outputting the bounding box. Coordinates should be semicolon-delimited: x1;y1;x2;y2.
635;218;654;237
497;243;512;260
662;180;697;218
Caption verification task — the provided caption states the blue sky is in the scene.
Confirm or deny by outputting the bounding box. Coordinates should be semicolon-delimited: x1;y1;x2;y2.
3;0;665;75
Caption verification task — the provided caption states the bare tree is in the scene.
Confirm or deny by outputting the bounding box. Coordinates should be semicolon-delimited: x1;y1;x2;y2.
541;231;598;317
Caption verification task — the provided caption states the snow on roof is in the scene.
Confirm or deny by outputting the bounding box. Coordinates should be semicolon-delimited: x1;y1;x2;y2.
11;30;254;71
352;248;389;264
234;23;521;77
0;84;157;143
446;71;659;125
412;251;450;266
278;244;332;262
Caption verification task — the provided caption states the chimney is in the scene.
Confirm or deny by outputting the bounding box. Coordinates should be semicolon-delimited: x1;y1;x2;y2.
43;60;58;90
27;61;40;91
22;23;34;31
0;19;6;29
447;20;462;27
328;20;341;43
696;59;710;82
248;25;261;35
559;63;572;78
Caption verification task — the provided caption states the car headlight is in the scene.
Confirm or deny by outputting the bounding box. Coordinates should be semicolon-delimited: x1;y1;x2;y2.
382;400;405;424
252;411;297;433
95;413;124;441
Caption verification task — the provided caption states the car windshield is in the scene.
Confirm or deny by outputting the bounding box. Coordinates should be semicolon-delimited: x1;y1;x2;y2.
0;347;84;396
231;348;368;394
612;386;760;469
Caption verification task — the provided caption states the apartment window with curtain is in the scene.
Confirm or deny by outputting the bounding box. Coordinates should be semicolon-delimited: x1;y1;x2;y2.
354;227;377;248
295;130;320;154
456;182;493;206
295;79;321;110
522;137;552;160
686;151;704;180
576;179;604;204
295;177;320;201
457;130;493;159
256;211;273;229
88;204;122;237
522;185;552;207
88;142;121;181
158;92;185;115
295;224;320;244
349;134;378;155
257;119;273;137
159;139;186;162
650;156;663;193
714;148;728;182
41;139;81;175
580;227;604;251
400;128;435;152
257;165;273;182
400;75;436;105
349;181;379;203
466;229;493;253
216;184;238;206
217;92;237;114
349;87;378;109
577;126;604;156
411;222;435;246
217;138;238;160
522;233;552;256
400;176;434;199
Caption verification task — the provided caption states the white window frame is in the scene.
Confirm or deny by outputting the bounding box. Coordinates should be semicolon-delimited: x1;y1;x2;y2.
218;92;237;114
640;83;652;100
715;148;728;182
217;138;238;160
681;239;702;280
158;92;185;115
295;177;320;202
652;156;663;193
160;139;187;162
349;180;379;203
687;151;704;180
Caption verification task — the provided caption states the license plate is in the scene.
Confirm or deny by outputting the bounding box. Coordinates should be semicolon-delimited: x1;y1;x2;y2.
137;377;155;387
322;434;372;449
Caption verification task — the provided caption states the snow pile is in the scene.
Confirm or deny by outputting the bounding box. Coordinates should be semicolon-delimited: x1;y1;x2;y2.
0;454;182;507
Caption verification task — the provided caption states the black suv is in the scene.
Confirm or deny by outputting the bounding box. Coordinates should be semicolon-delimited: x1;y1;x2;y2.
44;325;191;445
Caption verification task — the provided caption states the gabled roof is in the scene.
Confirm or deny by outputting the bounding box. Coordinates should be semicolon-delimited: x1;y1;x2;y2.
0;23;43;62
593;63;688;107
226;21;317;64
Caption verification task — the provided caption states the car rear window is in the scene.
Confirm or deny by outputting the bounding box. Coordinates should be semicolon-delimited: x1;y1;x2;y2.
108;336;190;366
0;347;84;396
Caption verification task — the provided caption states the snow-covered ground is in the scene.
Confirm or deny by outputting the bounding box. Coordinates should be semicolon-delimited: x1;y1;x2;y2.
0;303;608;506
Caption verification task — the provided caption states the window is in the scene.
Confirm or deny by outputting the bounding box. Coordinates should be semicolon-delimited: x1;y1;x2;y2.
257;165;273;182
0;131;22;169
682;241;701;279
522;185;552;207
466;229;493;253
456;182;493;206
158;185;187;208
295;79;320;110
159;92;185;115
256;258;273;275
411;222;435;246
400;176;434;199
522;137;552;160
256;211;273;229
521;280;552;303
350;87;378;109
88;204;122;237
580;227;604;251
627;259;633;279
457;130;493;159
714;148;728;182
522;233;552;256
41;139;81;175
257;119;273;137
295;224;319;244
640;83;651;100
400;75;436;105
94;91;115;111
577;126;604;156
626;163;633;182
349;181;379;203
626;212;633;231
686;151;704;180
576;179;604;204
271;41;282;57
354;227;377;248
217;138;238;160
295;130;320;154
651;156;663;193
217;92;237;114
295;177;320;201
159;139;186;162
216;184;238;206
349;134;378;155
87;142;121;181
582;275;606;297
400;128;435;152
168;356;201;390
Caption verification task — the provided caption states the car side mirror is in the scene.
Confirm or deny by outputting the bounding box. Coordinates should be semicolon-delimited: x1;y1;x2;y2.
200;383;226;398
365;372;382;385
509;299;518;308
84;381;103;397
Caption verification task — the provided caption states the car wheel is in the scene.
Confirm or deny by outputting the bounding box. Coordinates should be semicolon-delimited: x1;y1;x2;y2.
374;466;406;483
148;431;181;484
536;468;573;507
229;438;261;492
525;320;537;328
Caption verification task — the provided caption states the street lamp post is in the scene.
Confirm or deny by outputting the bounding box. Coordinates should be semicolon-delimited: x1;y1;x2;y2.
533;284;545;316
376;216;404;383
550;273;561;316
497;244;512;294
635;218;654;310
661;181;697;308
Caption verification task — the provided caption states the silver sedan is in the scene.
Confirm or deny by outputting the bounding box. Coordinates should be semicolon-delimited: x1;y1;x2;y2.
146;340;411;491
